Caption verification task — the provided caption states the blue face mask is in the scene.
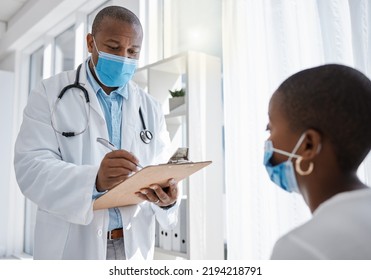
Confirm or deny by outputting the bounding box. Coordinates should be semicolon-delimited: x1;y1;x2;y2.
263;133;306;193
92;38;138;87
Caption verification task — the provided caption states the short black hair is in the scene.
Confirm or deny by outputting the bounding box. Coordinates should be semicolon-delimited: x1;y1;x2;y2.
275;64;371;172
92;6;142;35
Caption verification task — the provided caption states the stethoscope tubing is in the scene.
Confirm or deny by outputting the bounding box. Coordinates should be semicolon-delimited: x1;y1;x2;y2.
51;63;153;144
139;107;153;144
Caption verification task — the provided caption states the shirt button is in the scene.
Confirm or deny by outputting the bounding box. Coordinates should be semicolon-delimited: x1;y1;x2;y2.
97;229;103;236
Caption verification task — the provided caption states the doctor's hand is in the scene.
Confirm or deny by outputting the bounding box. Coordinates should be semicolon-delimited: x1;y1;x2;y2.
96;150;140;192
136;178;178;208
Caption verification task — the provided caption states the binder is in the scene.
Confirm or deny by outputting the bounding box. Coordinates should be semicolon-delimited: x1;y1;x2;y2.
171;197;187;253
155;221;160;247
159;226;172;251
93;160;211;210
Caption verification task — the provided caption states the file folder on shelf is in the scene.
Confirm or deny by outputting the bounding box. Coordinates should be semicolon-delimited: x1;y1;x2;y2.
171;197;187;253
93;160;212;210
159;226;172;251
155;221;160;247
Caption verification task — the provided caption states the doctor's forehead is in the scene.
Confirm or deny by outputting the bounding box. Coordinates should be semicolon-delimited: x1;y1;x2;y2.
94;17;142;43
92;6;142;34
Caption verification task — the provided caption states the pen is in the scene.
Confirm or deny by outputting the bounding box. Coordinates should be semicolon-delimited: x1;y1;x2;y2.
96;137;143;169
96;137;116;151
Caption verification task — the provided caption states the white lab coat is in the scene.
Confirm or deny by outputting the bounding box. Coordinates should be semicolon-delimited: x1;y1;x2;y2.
14;61;179;260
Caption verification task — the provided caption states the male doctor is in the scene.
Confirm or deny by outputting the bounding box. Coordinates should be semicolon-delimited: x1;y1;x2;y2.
14;6;180;260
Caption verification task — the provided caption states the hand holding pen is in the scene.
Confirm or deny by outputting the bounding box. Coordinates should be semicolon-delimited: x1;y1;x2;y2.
97;138;178;208
97;137;143;168
96;137;143;192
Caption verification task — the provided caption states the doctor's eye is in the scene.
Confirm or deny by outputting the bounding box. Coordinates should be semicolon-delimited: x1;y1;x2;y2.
265;123;271;131
108;46;120;51
103;43;120;51
128;49;140;56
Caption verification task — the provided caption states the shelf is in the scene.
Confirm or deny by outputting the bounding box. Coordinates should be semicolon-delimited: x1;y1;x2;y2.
139;51;224;260
146;54;186;74
154;247;187;260
165;116;183;126
165;103;186;118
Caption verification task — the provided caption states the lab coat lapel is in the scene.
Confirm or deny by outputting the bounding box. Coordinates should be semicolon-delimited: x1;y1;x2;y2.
78;61;105;122
119;83;141;230
121;82;141;152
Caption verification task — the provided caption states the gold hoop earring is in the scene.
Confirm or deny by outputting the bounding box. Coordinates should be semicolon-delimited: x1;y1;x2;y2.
295;157;313;176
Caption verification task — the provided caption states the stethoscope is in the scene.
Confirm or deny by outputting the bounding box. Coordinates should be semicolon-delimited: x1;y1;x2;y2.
138;107;153;144
51;64;153;144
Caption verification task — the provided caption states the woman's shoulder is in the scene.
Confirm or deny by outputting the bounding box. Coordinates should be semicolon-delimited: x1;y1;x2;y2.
271;188;371;259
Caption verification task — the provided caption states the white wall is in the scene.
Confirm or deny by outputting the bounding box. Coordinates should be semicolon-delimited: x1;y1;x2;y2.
0;51;15;71
164;0;222;58
0;70;15;256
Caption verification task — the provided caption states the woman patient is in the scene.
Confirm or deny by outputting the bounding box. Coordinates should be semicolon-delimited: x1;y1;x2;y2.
264;64;371;259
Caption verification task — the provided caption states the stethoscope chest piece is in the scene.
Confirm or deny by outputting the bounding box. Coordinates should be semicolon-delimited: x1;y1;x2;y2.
140;130;153;144
139;107;153;144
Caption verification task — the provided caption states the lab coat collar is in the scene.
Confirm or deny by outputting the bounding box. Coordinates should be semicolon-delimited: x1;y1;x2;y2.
75;59;141;122
76;60;104;121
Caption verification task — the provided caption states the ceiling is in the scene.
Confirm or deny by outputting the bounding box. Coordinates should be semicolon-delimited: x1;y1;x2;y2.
0;0;29;23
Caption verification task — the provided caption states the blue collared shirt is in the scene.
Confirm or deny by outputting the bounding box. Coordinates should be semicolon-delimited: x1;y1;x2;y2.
86;58;128;231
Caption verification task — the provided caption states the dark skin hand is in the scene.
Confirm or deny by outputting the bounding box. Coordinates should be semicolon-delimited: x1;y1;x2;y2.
135;179;178;207
96;150;140;192
94;136;178;206
97;155;178;207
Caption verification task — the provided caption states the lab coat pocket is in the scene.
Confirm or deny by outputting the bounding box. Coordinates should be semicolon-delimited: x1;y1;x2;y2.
34;209;69;259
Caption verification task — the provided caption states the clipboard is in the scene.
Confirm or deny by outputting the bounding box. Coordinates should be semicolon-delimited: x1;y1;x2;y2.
93;158;212;210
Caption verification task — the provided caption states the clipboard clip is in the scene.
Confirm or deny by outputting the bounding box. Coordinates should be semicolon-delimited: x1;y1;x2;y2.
167;148;192;164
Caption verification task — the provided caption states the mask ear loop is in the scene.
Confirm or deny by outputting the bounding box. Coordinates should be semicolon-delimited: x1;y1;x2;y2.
289;133;306;159
270;134;305;160
92;36;100;55
91;37;100;70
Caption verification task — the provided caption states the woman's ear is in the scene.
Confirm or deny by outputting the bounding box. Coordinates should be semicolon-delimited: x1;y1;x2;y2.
301;129;322;160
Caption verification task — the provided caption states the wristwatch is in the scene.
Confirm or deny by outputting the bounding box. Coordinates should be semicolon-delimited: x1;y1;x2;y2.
160;201;176;210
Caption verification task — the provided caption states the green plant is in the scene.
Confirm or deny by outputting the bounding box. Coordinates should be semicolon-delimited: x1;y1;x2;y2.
169;88;186;98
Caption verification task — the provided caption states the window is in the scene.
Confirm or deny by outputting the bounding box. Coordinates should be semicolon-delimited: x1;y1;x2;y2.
29;47;44;92
87;1;110;33
24;47;45;255
222;0;371;259
54;26;76;74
